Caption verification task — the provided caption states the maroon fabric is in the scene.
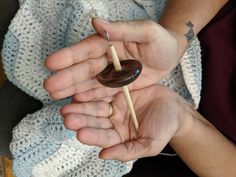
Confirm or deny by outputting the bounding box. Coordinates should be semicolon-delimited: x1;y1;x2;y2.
198;1;236;143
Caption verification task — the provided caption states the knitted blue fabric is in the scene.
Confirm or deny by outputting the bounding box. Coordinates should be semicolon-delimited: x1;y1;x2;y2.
10;105;74;176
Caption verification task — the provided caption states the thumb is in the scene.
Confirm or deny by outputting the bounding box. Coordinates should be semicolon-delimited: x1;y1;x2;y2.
92;17;156;43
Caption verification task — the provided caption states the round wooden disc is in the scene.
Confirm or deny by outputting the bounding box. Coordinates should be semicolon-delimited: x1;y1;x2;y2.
96;59;142;88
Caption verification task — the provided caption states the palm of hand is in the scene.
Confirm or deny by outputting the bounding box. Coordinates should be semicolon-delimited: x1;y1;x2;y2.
72;30;180;102
62;85;183;161
44;20;180;101
108;29;180;85
100;85;181;161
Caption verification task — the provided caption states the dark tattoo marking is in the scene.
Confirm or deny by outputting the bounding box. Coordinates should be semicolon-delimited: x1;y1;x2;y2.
184;21;194;42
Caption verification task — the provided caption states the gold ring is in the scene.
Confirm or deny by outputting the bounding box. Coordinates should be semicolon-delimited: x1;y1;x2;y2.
108;103;113;118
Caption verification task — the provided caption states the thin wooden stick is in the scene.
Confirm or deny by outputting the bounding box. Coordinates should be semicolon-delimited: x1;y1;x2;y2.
109;45;139;131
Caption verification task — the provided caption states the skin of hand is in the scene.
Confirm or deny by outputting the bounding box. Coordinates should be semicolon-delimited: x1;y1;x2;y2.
61;84;236;177
44;0;229;102
60;84;192;161
44;18;186;102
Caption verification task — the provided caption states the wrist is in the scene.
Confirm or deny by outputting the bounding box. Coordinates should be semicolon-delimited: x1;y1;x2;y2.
159;17;197;60
166;28;189;61
171;100;195;140
170;102;215;144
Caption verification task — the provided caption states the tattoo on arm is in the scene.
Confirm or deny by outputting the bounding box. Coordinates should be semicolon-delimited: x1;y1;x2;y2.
184;21;194;42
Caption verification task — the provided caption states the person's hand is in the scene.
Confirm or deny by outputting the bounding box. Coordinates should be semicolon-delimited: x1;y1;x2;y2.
60;85;193;161
44;18;186;101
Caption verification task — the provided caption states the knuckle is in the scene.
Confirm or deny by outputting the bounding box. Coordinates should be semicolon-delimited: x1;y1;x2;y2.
92;88;103;100
88;59;98;76
96;102;107;115
76;129;87;143
143;20;158;40
91;78;100;88
85;39;94;59
68;67;77;83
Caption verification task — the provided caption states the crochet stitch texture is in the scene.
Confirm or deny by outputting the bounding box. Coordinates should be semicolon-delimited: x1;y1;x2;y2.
2;0;201;176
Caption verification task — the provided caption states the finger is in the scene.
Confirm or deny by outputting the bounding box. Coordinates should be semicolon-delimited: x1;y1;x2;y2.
71;96;113;105
44;57;108;93
100;96;113;103
92;18;157;43
63;114;112;130
73;86;120;102
45;34;108;71
60;102;111;117
99;139;158;161
49;78;101;100
76;128;121;148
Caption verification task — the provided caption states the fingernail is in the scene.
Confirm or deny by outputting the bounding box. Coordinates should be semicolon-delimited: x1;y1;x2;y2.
99;153;113;160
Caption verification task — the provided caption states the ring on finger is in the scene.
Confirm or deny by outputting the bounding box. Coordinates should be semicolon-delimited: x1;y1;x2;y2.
108;103;113;118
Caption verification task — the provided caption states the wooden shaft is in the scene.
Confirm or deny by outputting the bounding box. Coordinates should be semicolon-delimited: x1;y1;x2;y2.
109;45;122;70
110;45;139;131
122;86;139;131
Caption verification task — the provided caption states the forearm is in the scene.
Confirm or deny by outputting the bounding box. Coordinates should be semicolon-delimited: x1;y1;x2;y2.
159;0;229;53
170;107;236;177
